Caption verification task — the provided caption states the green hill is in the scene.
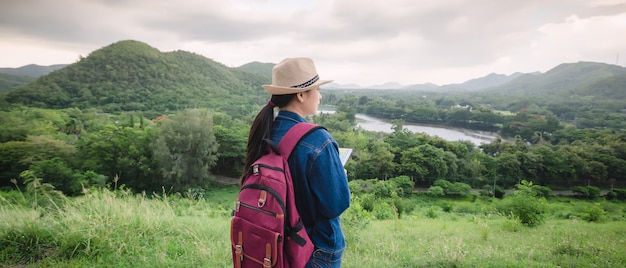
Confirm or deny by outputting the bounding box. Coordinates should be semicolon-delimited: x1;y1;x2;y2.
487;62;626;97
4;40;271;118
237;61;273;79
0;64;67;77
0;73;36;92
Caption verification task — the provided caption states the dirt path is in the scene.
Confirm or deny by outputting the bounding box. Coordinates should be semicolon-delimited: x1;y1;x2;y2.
214;175;239;185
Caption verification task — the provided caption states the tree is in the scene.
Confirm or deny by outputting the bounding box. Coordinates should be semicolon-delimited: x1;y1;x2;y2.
400;144;447;185
0;141;31;187
364;140;397;180
399;146;428;182
212;123;247;176
152;109;218;190
495;152;521;187
30;157;81;195
76;124;156;190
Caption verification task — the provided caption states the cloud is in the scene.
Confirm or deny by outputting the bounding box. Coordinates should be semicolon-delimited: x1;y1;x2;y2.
1;0;625;86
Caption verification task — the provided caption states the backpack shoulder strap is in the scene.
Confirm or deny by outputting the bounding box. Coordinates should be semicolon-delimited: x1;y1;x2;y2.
277;123;323;158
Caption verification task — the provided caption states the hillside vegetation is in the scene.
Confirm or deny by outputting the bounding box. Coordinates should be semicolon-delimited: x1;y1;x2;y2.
3;40;270;118
0;73;36;92
1;39;625;193
0;64;67;91
237;61;273;78
0;64;68;77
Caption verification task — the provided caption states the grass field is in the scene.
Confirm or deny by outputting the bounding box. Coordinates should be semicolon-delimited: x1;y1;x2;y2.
1;185;625;267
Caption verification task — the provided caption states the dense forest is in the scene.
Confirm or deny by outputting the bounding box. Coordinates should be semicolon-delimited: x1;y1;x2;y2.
1;40;625;197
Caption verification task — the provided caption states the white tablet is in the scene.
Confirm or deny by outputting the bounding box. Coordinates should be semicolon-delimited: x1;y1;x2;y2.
338;148;353;166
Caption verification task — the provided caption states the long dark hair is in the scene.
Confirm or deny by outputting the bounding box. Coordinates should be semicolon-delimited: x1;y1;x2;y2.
240;94;296;184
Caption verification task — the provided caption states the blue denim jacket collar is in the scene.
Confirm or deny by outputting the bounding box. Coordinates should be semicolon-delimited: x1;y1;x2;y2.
275;110;305;123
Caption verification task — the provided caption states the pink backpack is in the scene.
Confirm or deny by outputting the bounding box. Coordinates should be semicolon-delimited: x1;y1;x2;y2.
231;123;320;268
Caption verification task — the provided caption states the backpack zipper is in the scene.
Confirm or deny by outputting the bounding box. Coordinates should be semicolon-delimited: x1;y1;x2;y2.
253;164;284;175
241;184;286;217
237;201;278;217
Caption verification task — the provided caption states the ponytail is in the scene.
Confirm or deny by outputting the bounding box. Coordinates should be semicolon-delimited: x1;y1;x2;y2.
240;94;296;184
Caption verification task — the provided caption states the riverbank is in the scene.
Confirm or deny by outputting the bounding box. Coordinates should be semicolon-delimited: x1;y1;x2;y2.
354;113;499;145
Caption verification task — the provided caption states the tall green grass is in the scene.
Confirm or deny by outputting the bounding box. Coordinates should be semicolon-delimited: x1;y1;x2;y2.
1;187;625;267
1;188;233;267
343;215;625;267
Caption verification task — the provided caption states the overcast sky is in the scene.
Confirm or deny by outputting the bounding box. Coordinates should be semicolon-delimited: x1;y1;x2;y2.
1;0;625;86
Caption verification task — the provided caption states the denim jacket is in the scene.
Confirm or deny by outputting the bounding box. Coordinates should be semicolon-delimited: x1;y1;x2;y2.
271;111;351;252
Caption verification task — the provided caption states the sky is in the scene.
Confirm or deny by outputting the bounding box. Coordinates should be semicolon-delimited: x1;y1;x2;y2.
1;0;626;87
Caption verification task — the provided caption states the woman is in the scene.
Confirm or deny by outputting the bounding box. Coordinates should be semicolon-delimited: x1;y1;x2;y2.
243;57;350;268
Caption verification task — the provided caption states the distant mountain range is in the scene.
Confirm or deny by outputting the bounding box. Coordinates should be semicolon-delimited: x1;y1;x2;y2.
2;40;625;111
0;64;68;91
0;64;68;77
303;61;626;101
323;72;527;90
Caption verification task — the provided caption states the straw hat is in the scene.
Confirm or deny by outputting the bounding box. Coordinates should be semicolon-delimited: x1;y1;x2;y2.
262;57;333;95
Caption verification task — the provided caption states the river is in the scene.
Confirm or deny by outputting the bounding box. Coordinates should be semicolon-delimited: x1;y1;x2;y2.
318;108;498;145
353;114;498;146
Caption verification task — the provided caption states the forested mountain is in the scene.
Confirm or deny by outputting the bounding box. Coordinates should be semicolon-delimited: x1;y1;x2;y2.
3;40;270;118
0;64;67;77
438;72;525;91
484;62;626;97
0;73;36;92
237;61;273;78
0;64;66;91
334;61;625;95
414;61;626;95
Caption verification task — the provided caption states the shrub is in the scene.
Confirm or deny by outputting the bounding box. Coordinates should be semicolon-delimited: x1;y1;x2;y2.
572;186;601;199
360;194;376;212
500;180;545;227
30;158;81;195
439;201;453;213
580;204;604;222
446;182;472;197
571;186;589;197
348;179;376;196
426;186;445;197
392;197;415;218
605;188;626;201
531;185;553;198
341;198;371;229
349;178;412;199
388;176;415;198
432;179;471;197
371;180;393;198
586;186;601;199
0;190;27;207
373;201;397;220
433;179;452;189
184;187;206;200
424;206;438;219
